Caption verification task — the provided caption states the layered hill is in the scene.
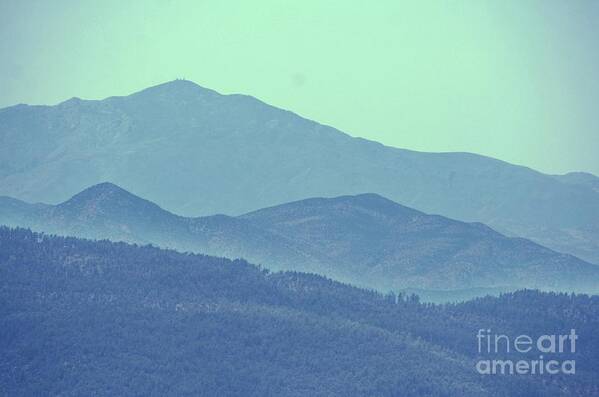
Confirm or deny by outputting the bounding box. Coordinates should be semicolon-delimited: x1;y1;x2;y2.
0;80;598;263
2;183;598;293
240;194;599;292
2;227;599;396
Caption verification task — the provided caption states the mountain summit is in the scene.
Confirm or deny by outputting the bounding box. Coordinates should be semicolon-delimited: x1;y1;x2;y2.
132;79;222;100
0;80;598;263
59;182;164;215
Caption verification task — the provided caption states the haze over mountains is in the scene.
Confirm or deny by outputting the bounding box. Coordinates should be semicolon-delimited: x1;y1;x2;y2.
3;227;599;396
2;182;598;294
2;79;599;396
0;79;598;264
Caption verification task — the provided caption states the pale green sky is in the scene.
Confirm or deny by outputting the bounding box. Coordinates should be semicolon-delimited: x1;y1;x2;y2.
1;0;598;175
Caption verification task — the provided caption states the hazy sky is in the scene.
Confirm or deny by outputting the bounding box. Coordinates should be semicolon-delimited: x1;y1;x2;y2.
1;0;598;175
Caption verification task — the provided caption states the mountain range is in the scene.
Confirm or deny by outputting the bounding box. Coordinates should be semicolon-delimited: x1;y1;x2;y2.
2;182;598;293
0;79;598;264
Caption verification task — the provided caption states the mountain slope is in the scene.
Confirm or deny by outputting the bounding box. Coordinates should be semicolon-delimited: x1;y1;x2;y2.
0;227;486;397
2;183;599;292
0;80;598;263
240;193;599;291
2;227;599;396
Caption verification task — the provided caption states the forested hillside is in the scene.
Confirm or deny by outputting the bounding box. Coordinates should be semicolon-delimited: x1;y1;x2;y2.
1;227;598;396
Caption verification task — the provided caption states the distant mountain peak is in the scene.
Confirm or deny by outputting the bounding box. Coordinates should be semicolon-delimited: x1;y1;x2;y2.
63;96;83;103
243;193;423;219
53;182;173;226
77;181;129;195
61;182;148;209
134;79;221;99
55;96;86;109
155;79;202;89
322;193;419;213
341;192;411;206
